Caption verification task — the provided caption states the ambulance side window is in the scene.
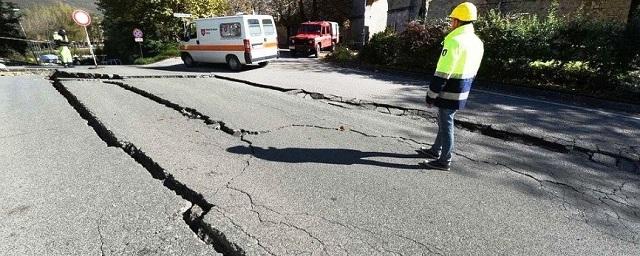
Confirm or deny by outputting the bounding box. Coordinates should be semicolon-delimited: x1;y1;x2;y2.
220;22;242;38
262;19;275;36
188;23;197;40
248;19;262;37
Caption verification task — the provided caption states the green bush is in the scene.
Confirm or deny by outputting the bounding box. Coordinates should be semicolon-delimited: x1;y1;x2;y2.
339;4;640;102
358;22;445;70
325;45;357;63
359;28;399;65
133;41;179;65
396;21;446;70
475;7;638;100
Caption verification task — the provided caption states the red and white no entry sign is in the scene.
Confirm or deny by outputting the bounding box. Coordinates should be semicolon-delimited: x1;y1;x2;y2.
133;28;143;38
72;10;91;26
72;9;97;67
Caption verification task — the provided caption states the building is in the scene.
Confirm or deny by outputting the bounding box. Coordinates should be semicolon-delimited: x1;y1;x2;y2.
351;0;426;46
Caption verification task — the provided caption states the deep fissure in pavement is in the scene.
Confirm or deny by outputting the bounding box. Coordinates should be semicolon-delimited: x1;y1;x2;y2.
52;71;639;173
214;74;639;173
50;71;639;248
49;74;246;256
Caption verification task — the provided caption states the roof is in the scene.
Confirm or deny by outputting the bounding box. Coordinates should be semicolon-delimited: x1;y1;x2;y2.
195;14;273;21
301;21;331;26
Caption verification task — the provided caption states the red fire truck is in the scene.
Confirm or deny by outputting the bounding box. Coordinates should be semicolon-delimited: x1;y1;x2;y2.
289;21;339;58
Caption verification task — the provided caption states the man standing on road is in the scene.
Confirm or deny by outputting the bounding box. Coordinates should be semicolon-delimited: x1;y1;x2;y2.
419;2;484;171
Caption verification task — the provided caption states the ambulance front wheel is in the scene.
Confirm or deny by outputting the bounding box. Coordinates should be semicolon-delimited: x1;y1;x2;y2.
181;53;195;68
226;55;242;71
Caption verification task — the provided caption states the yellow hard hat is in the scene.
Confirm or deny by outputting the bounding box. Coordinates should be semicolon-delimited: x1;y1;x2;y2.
449;2;478;22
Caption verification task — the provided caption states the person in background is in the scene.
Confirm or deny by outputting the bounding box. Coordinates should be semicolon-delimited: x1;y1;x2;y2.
54;29;73;68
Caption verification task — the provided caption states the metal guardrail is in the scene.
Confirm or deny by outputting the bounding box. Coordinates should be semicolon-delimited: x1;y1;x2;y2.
0;36;115;65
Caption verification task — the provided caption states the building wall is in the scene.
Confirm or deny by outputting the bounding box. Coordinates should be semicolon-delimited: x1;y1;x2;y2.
365;0;389;36
387;0;425;31
352;0;368;46
425;0;487;20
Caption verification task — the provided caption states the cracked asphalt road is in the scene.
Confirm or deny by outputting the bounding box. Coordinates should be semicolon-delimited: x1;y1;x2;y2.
2;60;640;255
64;56;640;171
0;76;217;255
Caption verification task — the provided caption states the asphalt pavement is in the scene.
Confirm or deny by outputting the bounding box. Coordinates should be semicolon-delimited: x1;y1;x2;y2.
1;58;639;255
0;76;217;255
59;56;640;174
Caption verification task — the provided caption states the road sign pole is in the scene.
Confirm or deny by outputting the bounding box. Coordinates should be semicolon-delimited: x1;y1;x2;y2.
138;42;144;59
84;26;97;67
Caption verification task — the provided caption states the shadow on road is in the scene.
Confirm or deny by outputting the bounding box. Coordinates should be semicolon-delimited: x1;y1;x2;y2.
140;50;304;74
227;145;425;170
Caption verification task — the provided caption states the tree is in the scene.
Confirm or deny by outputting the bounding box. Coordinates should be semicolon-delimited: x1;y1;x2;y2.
271;0;351;35
21;2;90;41
98;0;227;63
629;0;639;26
227;0;272;15
0;0;27;56
626;0;640;64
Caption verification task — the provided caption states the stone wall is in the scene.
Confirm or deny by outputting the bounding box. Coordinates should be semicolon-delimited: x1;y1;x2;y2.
425;0;487;20
352;0;368;46
386;0;426;31
426;0;633;22
351;0;633;45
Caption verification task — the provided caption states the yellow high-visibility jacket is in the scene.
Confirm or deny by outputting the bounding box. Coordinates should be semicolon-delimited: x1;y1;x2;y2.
426;24;484;110
59;46;72;64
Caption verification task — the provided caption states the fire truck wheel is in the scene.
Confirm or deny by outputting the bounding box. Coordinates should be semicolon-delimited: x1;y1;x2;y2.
181;53;195;67
226;55;242;71
290;50;297;57
314;44;321;58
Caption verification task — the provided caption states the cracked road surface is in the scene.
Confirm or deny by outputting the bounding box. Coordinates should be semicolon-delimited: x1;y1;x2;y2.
0;76;217;255
2;69;631;255
65;57;640;173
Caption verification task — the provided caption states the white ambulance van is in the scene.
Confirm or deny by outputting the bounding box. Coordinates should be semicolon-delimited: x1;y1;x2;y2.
179;14;279;71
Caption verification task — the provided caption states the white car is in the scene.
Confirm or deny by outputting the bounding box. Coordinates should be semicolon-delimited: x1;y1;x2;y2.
39;54;59;65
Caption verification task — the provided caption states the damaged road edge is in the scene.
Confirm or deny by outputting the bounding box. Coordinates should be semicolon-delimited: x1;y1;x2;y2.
51;71;640;173
49;72;246;256
212;74;640;174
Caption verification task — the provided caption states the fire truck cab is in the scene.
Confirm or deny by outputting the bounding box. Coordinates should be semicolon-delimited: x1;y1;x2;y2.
289;21;339;58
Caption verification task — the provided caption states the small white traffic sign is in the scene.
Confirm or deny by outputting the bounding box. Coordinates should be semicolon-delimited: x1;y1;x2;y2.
72;10;91;26
173;13;192;18
134;37;143;42
133;28;143;38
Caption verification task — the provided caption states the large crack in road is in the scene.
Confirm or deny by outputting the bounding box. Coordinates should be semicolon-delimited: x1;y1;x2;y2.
52;70;640;174
49;74;245;255
48;71;640;254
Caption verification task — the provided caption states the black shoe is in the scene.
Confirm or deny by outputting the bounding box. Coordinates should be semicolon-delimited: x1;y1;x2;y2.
419;160;451;171
417;147;439;159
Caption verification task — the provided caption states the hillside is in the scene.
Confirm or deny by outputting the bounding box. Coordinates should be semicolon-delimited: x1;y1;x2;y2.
7;0;98;13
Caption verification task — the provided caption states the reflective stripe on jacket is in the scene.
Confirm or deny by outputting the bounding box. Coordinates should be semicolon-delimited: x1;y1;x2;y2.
426;24;484;110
